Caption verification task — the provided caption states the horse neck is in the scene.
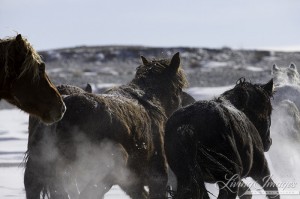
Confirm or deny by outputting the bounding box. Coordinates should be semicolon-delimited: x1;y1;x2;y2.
0;48;13;100
0;55;6;97
219;91;240;109
123;83;167;117
127;82;156;101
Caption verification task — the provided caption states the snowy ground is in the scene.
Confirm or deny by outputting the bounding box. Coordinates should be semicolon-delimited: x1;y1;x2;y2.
1;85;300;198
0;108;130;199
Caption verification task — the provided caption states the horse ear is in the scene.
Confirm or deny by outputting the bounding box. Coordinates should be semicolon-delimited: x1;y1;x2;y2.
272;64;279;72
141;56;149;65
15;34;27;53
85;83;92;93
262;79;274;96
16;34;22;41
169;52;180;72
289;63;297;70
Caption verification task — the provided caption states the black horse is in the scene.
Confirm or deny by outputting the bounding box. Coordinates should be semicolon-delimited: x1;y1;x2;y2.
164;78;279;199
24;53;188;199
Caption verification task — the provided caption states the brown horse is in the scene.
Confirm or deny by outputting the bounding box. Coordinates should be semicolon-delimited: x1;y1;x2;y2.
24;53;188;199
0;34;65;124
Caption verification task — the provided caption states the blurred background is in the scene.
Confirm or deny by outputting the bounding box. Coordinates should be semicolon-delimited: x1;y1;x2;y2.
1;0;300;51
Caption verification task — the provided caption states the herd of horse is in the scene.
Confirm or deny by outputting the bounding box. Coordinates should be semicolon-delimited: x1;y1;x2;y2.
1;35;299;199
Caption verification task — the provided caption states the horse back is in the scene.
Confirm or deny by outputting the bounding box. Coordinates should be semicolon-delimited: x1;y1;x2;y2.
166;100;263;177
56;92;155;160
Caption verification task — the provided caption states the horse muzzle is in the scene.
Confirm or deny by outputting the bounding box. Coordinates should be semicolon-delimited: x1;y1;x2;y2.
42;102;66;125
264;137;272;152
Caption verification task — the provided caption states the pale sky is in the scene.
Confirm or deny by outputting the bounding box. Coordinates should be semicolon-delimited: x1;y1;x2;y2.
1;0;299;51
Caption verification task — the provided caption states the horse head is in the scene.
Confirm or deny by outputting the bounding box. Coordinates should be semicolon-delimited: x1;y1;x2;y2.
272;63;300;86
1;34;65;124
223;78;274;151
132;52;188;117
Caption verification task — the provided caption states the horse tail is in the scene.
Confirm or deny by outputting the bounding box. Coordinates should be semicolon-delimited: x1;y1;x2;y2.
165;123;209;199
184;133;210;199
197;144;237;176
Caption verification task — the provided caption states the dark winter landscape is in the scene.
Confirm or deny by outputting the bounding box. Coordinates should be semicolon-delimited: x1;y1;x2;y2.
35;46;300;87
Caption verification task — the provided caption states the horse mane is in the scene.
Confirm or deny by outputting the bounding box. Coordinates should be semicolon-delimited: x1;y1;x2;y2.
235;77;253;88
120;85;167;119
133;58;188;92
1;35;42;81
235;77;274;97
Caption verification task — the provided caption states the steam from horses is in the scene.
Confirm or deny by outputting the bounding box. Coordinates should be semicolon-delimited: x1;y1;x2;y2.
268;100;300;193
265;63;300;196
40;129;133;198
25;53;188;199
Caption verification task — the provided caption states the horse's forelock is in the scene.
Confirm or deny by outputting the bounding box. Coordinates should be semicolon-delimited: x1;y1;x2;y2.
17;38;41;81
2;36;41;81
136;59;169;75
235;78;272;98
135;58;188;90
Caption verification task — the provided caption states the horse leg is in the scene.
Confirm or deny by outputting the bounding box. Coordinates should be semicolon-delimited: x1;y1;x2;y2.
251;168;280;198
49;185;69;199
250;152;280;198
167;159;209;199
175;172;206;199
48;176;69;199
216;162;241;199
24;157;44;199
78;180;112;199
114;145;148;199
147;144;168;199
252;175;279;199
166;138;208;199
119;179;148;199
238;180;252;199
79;143;129;199
217;176;240;199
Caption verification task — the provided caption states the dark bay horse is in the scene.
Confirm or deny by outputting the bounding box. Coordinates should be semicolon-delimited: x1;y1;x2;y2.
164;78;279;199
0;34;65;124
25;53;188;199
25;84;91;199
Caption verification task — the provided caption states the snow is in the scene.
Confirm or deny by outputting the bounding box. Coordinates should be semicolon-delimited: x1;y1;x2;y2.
201;61;228;69
186;85;232;100
245;66;264;72
0;85;299;198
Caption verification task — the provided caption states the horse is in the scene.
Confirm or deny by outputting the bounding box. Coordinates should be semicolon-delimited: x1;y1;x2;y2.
27;84;92;145
271;63;300;141
271;99;300;141
272;63;300;86
24;52;188;199
0;34;65;124
272;62;300;111
83;83;194;107
164;78;278;199
268;63;300;189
